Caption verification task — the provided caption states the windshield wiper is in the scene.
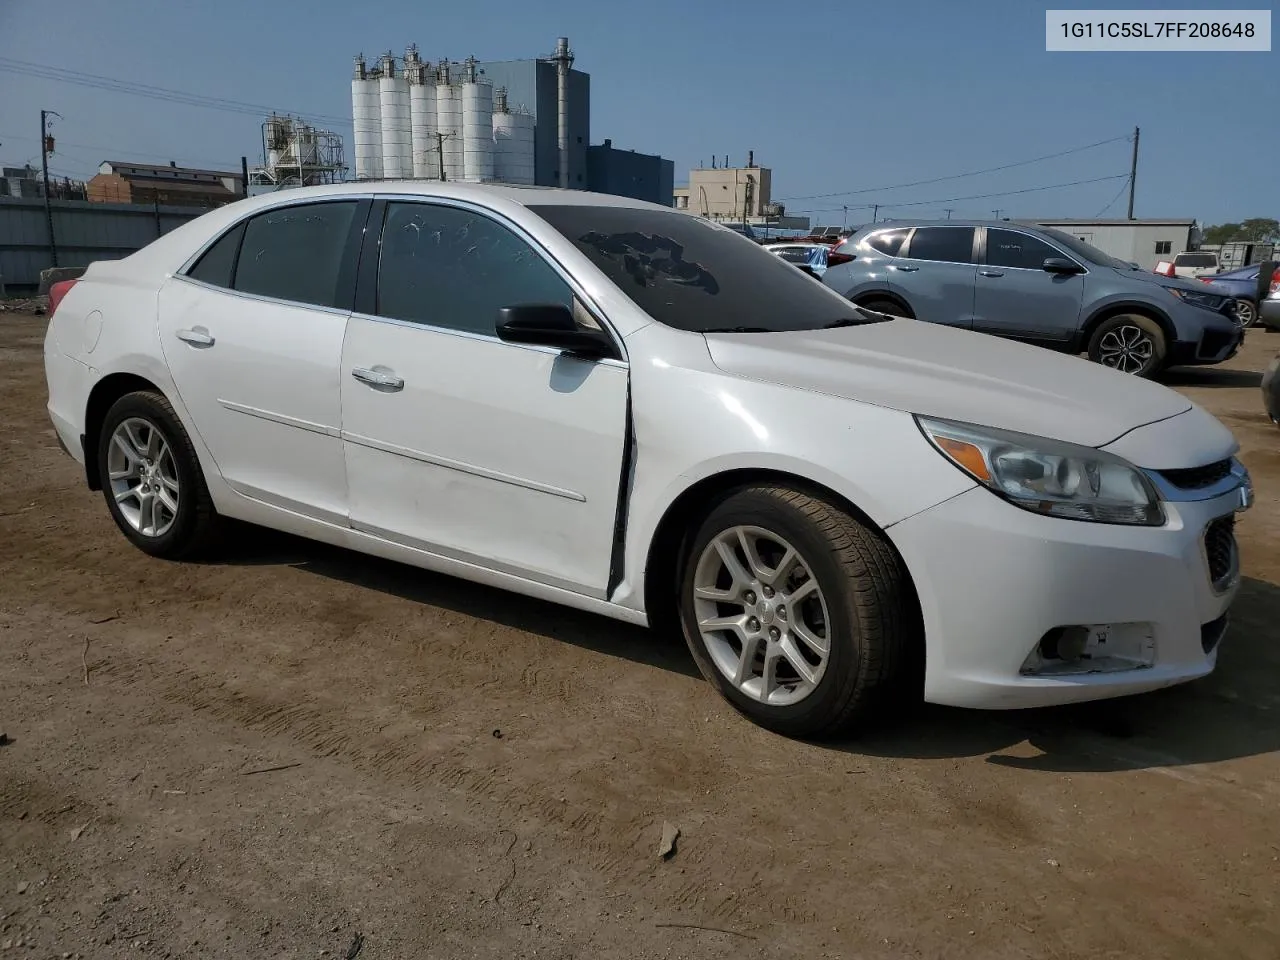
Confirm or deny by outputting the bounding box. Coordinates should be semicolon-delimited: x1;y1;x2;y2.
701;326;775;333
826;306;893;327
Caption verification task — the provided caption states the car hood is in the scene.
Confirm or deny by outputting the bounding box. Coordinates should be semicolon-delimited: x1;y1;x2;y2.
1112;267;1209;294
703;319;1192;450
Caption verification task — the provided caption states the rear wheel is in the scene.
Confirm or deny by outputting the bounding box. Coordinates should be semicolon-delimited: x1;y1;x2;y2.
1234;298;1258;327
1087;314;1167;377
97;390;220;559
677;484;917;738
856;297;913;319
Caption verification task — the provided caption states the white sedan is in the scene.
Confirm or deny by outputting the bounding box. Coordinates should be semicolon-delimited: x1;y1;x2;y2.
43;183;1253;737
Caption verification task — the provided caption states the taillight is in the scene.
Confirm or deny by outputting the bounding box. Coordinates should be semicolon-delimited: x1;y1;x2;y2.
48;278;78;316
1271;267;1280;296
1154;261;1176;277
828;251;856;266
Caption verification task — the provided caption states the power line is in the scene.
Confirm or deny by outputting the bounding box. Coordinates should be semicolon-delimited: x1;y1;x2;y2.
0;57;351;128
1095;178;1132;217
775;134;1133;204
791;173;1130;216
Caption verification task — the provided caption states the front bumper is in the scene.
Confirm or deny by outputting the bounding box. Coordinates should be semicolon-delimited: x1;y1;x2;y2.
889;475;1248;710
1168;307;1244;366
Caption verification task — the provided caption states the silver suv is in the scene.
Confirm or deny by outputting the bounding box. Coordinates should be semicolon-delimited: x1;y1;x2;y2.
821;220;1242;377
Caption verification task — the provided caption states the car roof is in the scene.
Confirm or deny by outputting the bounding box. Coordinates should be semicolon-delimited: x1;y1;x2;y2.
851;218;1067;232
239;180;675;212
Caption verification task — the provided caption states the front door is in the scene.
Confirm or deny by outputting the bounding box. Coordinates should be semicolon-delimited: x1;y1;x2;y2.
894;226;978;328
156;198;365;524
973;227;1086;344
339;199;629;597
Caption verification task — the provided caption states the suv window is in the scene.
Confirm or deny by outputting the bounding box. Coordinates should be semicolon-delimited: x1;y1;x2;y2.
862;229;907;256
376;201;572;336
905;227;975;263
233;201;359;308
1174;252;1217;267
985;229;1066;270
187;222;245;288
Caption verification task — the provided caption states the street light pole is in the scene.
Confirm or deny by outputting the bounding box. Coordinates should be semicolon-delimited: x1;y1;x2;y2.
40;109;61;267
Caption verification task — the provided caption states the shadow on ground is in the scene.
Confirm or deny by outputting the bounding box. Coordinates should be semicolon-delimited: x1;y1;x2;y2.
1162;366;1264;389
207;525;1280;775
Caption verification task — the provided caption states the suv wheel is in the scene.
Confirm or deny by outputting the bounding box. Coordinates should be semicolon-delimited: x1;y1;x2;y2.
1087;314;1167;377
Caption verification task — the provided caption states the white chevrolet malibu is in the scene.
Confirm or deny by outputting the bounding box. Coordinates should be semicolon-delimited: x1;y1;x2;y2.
43;183;1254;737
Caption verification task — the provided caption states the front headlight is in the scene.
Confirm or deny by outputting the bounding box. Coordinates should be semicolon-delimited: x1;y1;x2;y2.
916;416;1165;526
1164;285;1224;312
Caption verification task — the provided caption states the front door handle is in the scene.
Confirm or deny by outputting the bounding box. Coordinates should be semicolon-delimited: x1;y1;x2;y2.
351;366;404;391
891;264;919;272
979;270;1005;278
175;327;215;347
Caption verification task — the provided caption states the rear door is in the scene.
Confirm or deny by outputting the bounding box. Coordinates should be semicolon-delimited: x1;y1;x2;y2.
157;198;367;523
972;227;1086;343
893;226;978;328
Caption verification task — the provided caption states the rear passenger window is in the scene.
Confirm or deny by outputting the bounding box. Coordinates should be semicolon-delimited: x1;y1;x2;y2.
186;222;245;289
376;201;571;336
905;227;975;264
863;229;907;256
985;229;1063;270
233;201;358;308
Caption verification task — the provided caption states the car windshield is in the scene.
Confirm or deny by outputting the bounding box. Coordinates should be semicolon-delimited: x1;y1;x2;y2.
1038;228;1133;269
528;204;883;333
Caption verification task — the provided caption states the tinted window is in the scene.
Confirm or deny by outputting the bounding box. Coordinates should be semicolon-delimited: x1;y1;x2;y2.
905;227;975;263
774;247;812;263
233;201;358;308
376;202;571;336
985;229;1065;270
186;222;245;288
528;204;878;334
863;229;907;256
1038;228;1130;269
1174;253;1217;267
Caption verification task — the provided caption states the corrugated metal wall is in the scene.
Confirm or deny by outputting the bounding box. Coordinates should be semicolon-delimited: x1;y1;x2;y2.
0;197;208;290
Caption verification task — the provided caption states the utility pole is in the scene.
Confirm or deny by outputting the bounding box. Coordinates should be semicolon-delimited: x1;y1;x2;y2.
434;132;454;180
943;208;954;220
240;156;249;198
871;203;879;223
40;109;60;267
842;205;848;228
1126;125;1140;220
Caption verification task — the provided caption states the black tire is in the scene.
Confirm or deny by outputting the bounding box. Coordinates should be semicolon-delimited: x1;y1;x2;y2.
677;484;917;739
97;390;220;559
1086;313;1167;377
856;296;913;319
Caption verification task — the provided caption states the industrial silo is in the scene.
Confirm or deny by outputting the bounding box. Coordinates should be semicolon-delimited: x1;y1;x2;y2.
434;62;465;181
405;46;439;179
378;53;411;180
493;88;535;186
351;55;383;180
460;59;494;182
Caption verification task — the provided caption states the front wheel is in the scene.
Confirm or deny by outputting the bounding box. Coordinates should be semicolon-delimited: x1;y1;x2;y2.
1234;299;1258;328
856;297;913;319
1087;314;1167;377
678;485;917;738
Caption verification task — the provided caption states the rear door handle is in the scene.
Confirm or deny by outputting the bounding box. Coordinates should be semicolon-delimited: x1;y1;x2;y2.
979;270;1004;278
175;327;215;346
891;264;919;273
351;366;404;391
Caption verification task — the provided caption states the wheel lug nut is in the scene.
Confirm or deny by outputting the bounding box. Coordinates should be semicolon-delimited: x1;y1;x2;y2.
777;605;787;619
769;626;780;641
743;591;756;605
762;585;774;598
747;617;760;632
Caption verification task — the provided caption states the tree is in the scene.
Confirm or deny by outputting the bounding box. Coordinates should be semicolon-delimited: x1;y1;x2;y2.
1202;218;1279;245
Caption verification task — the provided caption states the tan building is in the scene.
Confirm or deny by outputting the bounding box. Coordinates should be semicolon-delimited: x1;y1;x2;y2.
678;162;773;221
87;160;243;207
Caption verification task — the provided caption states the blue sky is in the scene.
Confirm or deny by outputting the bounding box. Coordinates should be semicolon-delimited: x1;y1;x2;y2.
0;0;1273;226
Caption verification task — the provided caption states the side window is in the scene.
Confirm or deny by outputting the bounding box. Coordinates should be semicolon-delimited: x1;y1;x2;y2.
1154;240;1172;255
986;229;1064;270
775;247;811;264
863;229;907;256
376;201;572;335
233;201;358;308
186;222;245;289
905;227;975;263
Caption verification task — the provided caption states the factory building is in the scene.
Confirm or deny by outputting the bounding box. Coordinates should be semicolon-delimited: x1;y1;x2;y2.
1025;218;1198;271
86;160;243;207
350;36;671;200
586;140;673;206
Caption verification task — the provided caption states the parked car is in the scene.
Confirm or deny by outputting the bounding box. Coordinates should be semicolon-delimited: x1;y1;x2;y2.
1263;353;1280;425
43;184;1252;737
763;242;854;279
1258;265;1280;332
1155;251;1221;279
821;219;1242;378
1199;261;1277;327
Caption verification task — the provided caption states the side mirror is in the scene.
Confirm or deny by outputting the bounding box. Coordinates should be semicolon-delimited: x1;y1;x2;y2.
496;303;614;359
1043;257;1083;274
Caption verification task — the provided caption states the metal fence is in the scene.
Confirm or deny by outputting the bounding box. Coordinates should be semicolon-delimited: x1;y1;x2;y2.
0;196;209;292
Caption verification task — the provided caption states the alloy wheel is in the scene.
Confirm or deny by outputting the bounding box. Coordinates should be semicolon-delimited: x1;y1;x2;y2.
1097;324;1154;374
691;525;832;706
107;417;180;538
1235;299;1257;327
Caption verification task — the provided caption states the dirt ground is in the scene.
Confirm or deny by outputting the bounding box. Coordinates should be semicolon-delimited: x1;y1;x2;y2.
2;309;1279;960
